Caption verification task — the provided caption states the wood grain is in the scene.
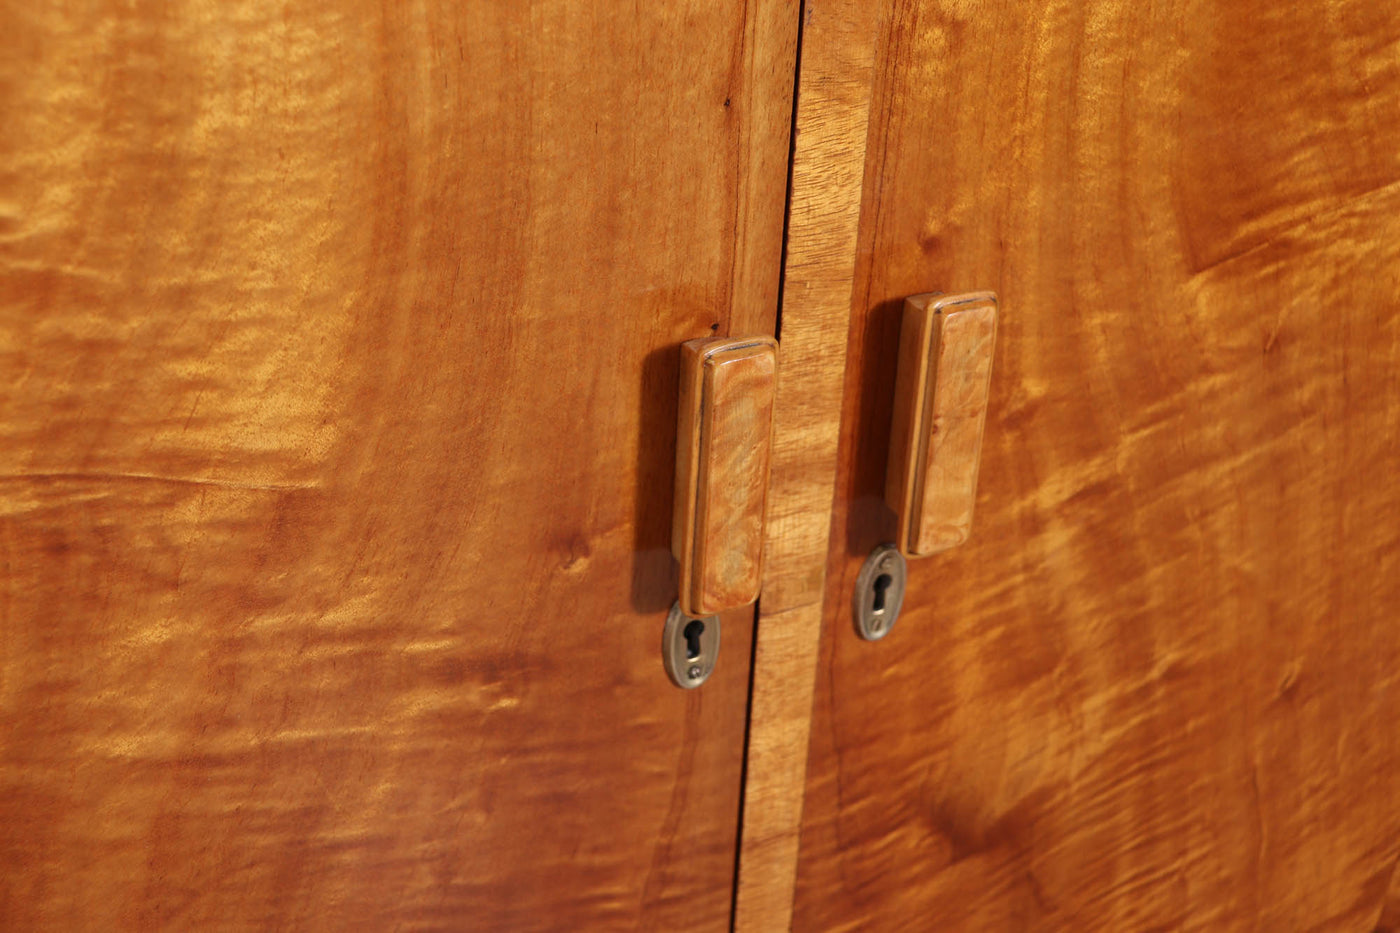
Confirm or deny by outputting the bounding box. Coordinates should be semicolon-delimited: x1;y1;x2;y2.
795;0;1400;930
0;1;797;929
734;2;886;929
886;292;998;557
673;337;778;617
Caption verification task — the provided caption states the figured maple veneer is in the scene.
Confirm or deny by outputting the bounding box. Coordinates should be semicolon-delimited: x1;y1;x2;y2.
732;1;884;927
794;1;1400;930
0;2;798;929
886;292;998;557
673;337;779;618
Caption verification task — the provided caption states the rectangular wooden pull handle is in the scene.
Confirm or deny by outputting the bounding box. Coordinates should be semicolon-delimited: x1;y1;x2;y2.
673;336;778;617
886;292;998;558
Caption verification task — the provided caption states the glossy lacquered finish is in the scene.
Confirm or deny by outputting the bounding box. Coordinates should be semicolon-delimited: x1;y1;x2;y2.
794;0;1400;930
673;337;778;618
7;0;1400;929
886;292;998;558
732;0;887;927
0;1;797;929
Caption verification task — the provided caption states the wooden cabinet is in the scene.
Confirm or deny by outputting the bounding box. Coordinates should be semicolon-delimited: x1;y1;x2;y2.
3;1;1399;930
0;2;793;929
790;2;1400;930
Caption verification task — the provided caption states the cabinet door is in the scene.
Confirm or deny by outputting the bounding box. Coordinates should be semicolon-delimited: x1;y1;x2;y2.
793;1;1400;929
0;2;795;929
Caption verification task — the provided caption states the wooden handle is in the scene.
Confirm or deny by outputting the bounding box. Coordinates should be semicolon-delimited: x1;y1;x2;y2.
885;292;998;558
673;336;779;617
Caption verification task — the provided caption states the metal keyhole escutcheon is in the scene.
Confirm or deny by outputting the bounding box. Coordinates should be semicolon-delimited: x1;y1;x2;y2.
663;601;720;688
855;544;908;641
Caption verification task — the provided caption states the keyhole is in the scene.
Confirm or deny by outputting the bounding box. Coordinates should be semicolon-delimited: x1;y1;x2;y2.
872;574;893;614
855;545;906;641
683;619;706;660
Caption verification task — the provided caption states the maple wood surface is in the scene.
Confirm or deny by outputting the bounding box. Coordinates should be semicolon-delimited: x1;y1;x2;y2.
0;2;796;929
733;1;886;929
794;0;1400;930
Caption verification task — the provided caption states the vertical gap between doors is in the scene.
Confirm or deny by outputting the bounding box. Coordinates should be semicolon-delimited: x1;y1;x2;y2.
769;1;805;347
729;1;807;928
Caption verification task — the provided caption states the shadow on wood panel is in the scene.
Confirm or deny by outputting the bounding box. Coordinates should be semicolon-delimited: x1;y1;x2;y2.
843;295;906;558
632;343;682;614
